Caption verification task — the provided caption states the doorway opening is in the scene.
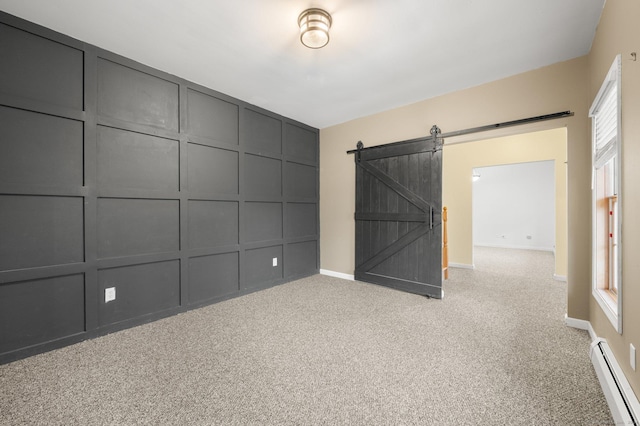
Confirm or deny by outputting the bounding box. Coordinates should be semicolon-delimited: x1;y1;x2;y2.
471;160;558;278
472;160;555;252
442;127;568;280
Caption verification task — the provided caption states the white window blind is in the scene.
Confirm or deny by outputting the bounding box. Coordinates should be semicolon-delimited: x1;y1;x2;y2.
594;82;618;168
590;56;621;169
593;81;618;167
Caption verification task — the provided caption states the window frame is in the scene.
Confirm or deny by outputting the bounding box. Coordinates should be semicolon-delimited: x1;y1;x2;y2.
590;54;622;333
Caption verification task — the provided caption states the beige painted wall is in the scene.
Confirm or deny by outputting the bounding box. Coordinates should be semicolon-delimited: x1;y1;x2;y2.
587;0;640;398
443;128;567;276
320;0;640;402
320;56;590;320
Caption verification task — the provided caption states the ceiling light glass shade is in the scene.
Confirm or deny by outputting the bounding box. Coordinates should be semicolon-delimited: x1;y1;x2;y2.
298;8;332;49
472;170;481;181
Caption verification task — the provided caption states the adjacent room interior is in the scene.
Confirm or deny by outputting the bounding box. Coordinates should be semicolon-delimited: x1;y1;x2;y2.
0;0;638;424
472;160;557;254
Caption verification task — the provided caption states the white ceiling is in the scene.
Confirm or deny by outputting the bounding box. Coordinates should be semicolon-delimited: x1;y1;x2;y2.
0;0;604;129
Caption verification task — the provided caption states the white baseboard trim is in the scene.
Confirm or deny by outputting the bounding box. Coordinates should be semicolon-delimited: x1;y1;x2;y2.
474;243;555;252
564;314;596;341
448;262;475;270
319;269;354;281
553;274;567;282
566;316;639;423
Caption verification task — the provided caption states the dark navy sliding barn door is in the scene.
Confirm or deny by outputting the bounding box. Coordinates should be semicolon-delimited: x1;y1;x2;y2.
353;128;443;298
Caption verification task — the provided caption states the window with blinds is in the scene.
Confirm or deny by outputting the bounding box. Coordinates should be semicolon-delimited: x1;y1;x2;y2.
589;54;621;333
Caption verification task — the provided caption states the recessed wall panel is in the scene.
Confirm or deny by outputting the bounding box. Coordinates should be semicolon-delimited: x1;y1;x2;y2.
188;252;239;303
285;203;317;238
245;245;283;289
188;201;238;248
0;23;83;109
285;162;317;199
97;58;179;131
245;154;281;198
0;274;85;354
245;202;282;243
187;89;238;145
98;261;180;326
285;123;317;164
97;198;179;259
0;195;84;271
188;143;238;195
285;241;318;278
0;106;83;187
245;109;281;154
97;126;179;191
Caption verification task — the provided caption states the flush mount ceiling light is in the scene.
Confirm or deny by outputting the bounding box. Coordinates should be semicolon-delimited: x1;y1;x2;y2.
298;8;332;49
472;169;481;182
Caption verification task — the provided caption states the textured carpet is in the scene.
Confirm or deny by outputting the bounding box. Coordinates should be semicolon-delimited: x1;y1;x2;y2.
0;247;613;425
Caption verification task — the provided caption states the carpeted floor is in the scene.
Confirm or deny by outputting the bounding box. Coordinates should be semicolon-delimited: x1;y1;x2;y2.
0;247;613;425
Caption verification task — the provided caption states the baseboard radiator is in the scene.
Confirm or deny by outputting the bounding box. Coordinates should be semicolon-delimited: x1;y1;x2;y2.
590;338;640;425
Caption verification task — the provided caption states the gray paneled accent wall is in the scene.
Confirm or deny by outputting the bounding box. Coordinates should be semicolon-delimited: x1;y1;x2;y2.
0;12;319;363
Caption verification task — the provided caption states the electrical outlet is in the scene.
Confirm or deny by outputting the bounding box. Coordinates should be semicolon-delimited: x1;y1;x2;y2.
272;257;278;267
105;287;116;303
631;344;636;371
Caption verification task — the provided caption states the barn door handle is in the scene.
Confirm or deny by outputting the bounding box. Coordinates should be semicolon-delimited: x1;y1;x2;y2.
429;206;433;230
